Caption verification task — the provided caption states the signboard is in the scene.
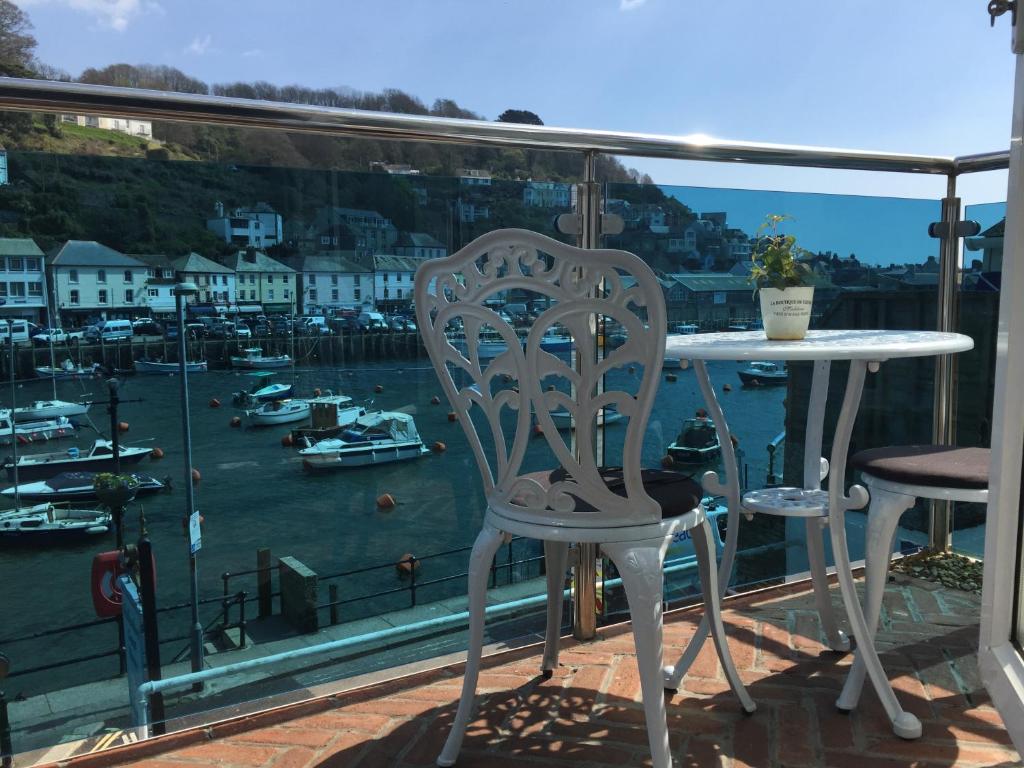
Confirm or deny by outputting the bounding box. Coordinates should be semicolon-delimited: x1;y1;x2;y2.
120;575;148;729
189;511;202;554
713;291;727;305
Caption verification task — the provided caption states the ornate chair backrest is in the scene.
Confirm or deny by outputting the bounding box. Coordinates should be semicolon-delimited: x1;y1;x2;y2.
415;229;667;530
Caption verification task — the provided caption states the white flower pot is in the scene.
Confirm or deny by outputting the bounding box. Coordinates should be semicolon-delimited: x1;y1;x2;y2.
759;286;814;340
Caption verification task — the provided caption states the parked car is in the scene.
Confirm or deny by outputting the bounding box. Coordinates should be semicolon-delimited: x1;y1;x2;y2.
84;320;133;342
389;316;417;332
184;323;207;340
235;322;252;339
132;319;162;336
33;327;84;346
358;311;387;332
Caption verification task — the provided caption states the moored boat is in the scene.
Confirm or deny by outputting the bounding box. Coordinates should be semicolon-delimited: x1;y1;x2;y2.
2;471;166;503
737;361;788;387
448;331;514;360
13;400;90;422
0;504;111;541
232;372;294;406
291;393;368;444
299;411;429;470
3;439;153;482
548;406;623;431
0;410;77;445
134;358;208;374
667;417;721;465
34;360;100;380
245;398;311;427
230;347;291;369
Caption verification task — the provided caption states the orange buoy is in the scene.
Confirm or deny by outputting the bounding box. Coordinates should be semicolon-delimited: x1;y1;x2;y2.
432;441;446;453
374;384;384;394
230;416;241;428
722;383;732;392
533;423;544;436
376;493;396;509
313;388;321;397
447;411;457;422
117;421;129;433
430;395;441;405
209;398;221;408
396;553;419;575
661;454;675;468
665;373;678;382
281;433;294;447
191;468;201;484
151;447;164;459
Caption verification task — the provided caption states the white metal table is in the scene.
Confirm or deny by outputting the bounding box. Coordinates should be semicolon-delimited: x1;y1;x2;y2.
661;329;973;737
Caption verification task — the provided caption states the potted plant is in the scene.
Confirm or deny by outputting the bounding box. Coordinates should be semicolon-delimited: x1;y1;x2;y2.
93;472;140;508
750;214;814;340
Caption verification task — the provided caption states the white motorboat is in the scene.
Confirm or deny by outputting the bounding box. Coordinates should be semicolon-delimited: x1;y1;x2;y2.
737;361;788;387
232;372;294;406
134;358;208;374
0;504;111;541
448;330;515;360
548;407;623;431
667;418;721;465
35;360;100;380
300;411;429;470
2;471;166;503
245;398;311;427
230;347;291;369
4;439;153;481
13;400;91;422
0;410;77;445
291;392;368;443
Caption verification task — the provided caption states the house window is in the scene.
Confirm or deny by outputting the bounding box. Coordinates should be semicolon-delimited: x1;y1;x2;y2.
383;287;389;298
284;289;290;299
354;274;361;286
204;291;211;302
148;288;158;298
282;274;288;283
97;269;107;284
98;289;108;304
331;289;339;301
221;275;227;285
28;282;41;297
68;269;79;284
26;258;40;271
162;269;173;279
266;274;273;284
268;289;274;300
309;289;318;301
397;273;403;283
9;283;25;297
123;270;132;283
354;288;360;301
250;290;256;300
320;236;330;245
125;289;134;303
309;274;316;285
383;273;389;283
146;268;156;278
69;289;79;305
331;274;338;286
8;257;23;271
248;274;255;284
397;288;403;299
203;275;210;286
0;283;8;297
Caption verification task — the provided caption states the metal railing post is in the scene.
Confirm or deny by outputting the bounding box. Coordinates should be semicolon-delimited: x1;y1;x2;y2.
930;175;961;552
573;151;601;641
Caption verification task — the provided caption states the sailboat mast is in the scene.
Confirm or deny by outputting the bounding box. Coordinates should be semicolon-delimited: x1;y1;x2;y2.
9;335;20;509
45;300;57;399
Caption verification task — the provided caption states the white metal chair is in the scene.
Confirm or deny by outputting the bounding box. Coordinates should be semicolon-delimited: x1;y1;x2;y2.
415;229;754;768
835;444;990;739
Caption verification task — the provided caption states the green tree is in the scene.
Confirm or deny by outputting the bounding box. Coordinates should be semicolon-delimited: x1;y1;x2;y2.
497;109;543;126
0;0;35;77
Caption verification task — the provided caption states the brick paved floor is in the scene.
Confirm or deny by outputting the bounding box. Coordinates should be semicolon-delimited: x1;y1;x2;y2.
52;576;1022;768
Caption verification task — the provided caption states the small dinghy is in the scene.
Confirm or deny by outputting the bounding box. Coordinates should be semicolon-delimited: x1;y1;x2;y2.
0;504;111;541
35;360;100;380
0;410;77;445
300;411;429;470
548;406;623;431
134;358;208;374
245;398;311;427
13;400;90;422
667;417;721;465
3;439;153;482
2;471;166;503
232;372;294;407
737;361;788;387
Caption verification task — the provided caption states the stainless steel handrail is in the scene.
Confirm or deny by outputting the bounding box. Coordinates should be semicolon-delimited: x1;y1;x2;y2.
0;77;991;175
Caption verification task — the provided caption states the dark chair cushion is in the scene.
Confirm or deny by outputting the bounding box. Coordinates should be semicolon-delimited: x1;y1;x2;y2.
851;445;990;490
545;466;703;519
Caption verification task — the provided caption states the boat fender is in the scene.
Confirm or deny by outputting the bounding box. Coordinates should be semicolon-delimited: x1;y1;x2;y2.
395;553;419;576
447;411;457;422
230;416;242;428
151;447;165;459
661;455;675;468
430;395;441;405
209;398;221;408
432;441;446;453
280;434;294;447
376;493;396;509
118;421;130;433
191;468;201;484
722;383;732;392
91;551;124;618
374;384;384;394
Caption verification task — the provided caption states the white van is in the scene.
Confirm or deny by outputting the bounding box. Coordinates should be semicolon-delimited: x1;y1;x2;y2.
85;319;134;342
0;319;33;344
357;311;387;332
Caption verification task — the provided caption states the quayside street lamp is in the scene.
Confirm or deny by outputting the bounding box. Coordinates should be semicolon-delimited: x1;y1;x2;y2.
173;282;204;675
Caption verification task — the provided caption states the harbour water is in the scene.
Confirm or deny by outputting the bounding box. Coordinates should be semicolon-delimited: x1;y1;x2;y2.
0;357;786;697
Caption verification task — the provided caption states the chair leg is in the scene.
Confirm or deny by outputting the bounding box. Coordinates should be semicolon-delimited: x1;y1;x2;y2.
603;539;673;768
437;522;507;767
806;516;850;652
541;540;570;676
836;488;920;739
693;519;756;713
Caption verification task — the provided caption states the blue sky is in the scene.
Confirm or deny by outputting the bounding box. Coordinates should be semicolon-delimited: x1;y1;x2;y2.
13;0;1015;210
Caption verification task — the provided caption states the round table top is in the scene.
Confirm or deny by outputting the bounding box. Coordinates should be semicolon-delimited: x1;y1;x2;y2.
664;329;974;361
